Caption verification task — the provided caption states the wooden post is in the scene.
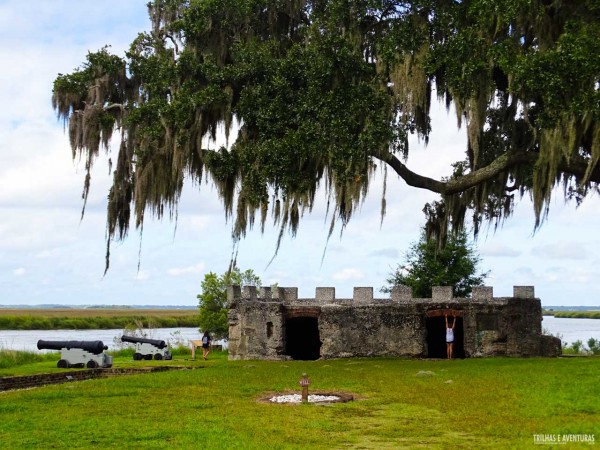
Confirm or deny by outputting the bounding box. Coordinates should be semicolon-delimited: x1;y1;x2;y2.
298;373;311;402
190;340;202;360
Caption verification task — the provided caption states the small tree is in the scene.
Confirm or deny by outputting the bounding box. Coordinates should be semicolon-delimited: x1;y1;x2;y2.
197;267;261;339
382;230;489;298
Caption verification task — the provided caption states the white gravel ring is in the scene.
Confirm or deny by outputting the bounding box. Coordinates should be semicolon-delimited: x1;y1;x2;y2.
269;394;341;403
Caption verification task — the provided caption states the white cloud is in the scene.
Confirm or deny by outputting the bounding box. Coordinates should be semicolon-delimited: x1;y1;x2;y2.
135;270;150;281
35;250;54;259
368;248;400;258
481;244;522;257
12;267;26;276
540;266;597;285
531;242;588;260
187;216;211;231
513;266;535;279
0;207;82;250
167;263;206;277
332;268;365;281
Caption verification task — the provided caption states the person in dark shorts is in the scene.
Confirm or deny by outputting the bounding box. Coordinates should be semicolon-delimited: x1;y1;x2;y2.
201;331;212;360
445;314;456;359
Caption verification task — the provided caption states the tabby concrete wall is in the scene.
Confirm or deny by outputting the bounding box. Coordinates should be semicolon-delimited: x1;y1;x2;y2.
227;285;560;360
0;367;182;391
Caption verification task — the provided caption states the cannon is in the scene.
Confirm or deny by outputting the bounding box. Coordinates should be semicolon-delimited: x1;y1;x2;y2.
37;340;113;369
120;335;172;361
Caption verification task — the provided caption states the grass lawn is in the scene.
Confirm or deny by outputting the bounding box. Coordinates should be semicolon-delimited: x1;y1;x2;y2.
1;354;598;449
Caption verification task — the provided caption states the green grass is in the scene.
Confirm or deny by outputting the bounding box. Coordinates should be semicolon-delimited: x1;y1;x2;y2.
0;349;59;369
1;354;599;449
0;308;199;329
543;310;600;319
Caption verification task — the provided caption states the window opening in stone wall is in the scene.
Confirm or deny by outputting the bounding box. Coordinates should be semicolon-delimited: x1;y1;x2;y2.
267;321;273;338
284;317;321;360
426;316;465;358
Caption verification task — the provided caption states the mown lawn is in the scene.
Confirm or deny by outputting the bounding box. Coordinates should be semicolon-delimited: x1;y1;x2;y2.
1;354;598;449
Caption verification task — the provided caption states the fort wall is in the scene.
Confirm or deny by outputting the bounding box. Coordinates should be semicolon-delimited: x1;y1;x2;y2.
227;285;561;360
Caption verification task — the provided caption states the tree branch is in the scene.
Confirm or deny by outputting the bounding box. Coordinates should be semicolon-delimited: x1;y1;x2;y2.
558;158;600;184
443;151;536;194
377;151;445;193
377;149;600;197
104;103;124;111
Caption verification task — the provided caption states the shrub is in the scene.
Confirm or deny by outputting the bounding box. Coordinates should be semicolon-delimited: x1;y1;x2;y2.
587;338;600;355
571;340;584;354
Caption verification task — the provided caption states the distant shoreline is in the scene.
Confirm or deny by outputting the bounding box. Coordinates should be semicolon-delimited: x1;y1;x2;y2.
543;310;600;319
2;304;599;310
0;305;197;310
0;308;199;330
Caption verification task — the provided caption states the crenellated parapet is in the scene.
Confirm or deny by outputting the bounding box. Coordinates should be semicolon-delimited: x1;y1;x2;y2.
227;284;536;304
227;283;556;361
227;285;299;305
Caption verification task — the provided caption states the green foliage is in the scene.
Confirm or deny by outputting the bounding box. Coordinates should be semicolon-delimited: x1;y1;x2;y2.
382;229;489;298
54;1;600;270
197;267;261;339
571;340;584;354
588;338;600;355
109;347;135;358
563;338;600;355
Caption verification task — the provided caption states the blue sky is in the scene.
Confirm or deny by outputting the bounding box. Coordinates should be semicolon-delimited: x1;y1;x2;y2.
1;1;599;307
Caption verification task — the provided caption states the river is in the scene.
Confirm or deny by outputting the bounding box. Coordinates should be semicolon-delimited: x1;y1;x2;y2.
0;317;599;352
541;316;600;346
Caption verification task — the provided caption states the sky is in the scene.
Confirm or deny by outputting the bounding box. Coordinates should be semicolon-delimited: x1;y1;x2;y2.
1;1;599;307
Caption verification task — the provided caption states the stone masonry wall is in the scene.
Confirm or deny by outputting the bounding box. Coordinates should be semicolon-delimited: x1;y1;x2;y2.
227;285;560;360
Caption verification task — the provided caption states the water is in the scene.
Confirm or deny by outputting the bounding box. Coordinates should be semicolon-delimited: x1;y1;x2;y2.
0;328;205;352
1;318;599;352
541;316;600;346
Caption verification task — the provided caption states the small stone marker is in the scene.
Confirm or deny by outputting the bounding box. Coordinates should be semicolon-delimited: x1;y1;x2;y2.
298;373;311;402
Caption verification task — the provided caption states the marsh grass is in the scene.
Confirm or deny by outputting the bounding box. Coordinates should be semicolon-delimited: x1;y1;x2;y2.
544;311;600;319
1;355;599;449
0;349;58;369
562;338;600;355
0;308;199;329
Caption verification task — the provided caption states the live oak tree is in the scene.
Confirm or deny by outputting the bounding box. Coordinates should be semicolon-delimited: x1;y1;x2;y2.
52;1;600;270
381;229;489;298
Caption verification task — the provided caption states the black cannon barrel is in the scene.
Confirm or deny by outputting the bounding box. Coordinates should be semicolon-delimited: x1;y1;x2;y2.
120;335;167;349
37;340;107;355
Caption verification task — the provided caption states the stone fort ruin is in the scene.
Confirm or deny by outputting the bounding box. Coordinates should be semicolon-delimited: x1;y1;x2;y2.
227;285;561;360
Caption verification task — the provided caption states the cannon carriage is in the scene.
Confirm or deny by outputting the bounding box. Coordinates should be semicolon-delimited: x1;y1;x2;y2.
37;340;113;369
120;335;172;361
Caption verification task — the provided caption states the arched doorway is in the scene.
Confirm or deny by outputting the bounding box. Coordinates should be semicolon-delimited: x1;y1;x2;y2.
284;309;321;360
425;310;465;358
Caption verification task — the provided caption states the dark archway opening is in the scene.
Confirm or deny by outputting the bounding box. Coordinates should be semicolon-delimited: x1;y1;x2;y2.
426;316;465;358
285;317;321;360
